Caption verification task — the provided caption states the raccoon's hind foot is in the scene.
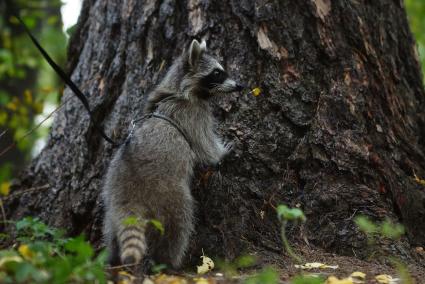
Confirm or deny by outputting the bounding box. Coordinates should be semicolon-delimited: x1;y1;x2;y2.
107;237;121;267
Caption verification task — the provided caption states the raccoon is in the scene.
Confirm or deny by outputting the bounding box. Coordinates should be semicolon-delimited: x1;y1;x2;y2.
102;39;243;270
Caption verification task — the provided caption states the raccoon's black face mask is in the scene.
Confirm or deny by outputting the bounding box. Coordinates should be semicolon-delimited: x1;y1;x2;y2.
200;68;228;89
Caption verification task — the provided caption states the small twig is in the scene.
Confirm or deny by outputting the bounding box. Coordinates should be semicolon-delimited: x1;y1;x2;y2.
2;184;49;200
0;97;70;158
0;199;7;225
0;129;8;140
345;209;358;221
105;262;140;271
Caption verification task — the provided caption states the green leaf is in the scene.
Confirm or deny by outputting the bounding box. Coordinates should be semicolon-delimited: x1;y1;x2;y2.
380;220;405;240
291;275;325;284
151;263;167;274
64;236;94;260
15;262;35;282
236;255;256;268
122;216;139;226
276;205;306;222
354;216;378;235
245;267;279;284
149;219;165;235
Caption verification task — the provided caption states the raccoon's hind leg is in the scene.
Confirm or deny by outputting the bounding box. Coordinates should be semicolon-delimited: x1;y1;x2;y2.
103;214;120;266
107;236;120;266
153;192;194;269
117;222;147;266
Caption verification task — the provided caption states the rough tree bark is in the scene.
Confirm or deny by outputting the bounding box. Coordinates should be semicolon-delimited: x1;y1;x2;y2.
5;0;425;266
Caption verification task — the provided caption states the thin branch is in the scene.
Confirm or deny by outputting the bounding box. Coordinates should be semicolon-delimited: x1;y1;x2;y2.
0;199;6;226
0;97;71;158
2;184;49;200
105;262;140;270
0;129;8;140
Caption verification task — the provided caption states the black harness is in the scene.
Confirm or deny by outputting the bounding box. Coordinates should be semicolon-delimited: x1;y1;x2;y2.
127;113;193;151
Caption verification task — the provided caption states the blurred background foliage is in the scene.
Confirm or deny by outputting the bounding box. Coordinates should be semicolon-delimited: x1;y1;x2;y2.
0;0;67;187
0;0;424;189
405;0;425;81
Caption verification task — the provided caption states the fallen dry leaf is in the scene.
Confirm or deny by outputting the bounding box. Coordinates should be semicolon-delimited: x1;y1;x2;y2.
326;276;353;284
413;173;425;186
197;255;214;274
375;274;399;284
252;87;262;97
295;262;339;270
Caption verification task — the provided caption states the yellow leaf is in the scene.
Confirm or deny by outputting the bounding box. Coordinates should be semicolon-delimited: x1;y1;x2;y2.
413;173;425;186
6;101;18;111
142;277;155;284
375;274;398;284
0;112;8;125
40;86;54;93
0;255;23;267
326;276;353;284
197;255;214;274
193;277;209;284
33;102;44;114
0;182;10;196
18;244;34;259
251;87;262;97
295;262;339;270
9;16;19;24
118;271;133;277
152;274;188;284
23;90;32;104
350;272;365;279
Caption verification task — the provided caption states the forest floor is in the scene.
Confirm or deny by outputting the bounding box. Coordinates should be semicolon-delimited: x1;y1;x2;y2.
131;246;425;284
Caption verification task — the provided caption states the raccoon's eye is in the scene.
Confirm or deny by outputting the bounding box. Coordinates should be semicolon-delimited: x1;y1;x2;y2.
210;69;227;82
200;68;228;90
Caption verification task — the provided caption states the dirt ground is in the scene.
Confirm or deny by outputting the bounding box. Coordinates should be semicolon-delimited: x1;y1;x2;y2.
134;245;425;284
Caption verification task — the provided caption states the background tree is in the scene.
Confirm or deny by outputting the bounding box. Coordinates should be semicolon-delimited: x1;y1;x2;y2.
4;0;425;268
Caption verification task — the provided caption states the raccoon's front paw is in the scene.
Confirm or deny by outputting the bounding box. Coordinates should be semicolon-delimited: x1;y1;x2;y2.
223;141;234;154
219;141;233;159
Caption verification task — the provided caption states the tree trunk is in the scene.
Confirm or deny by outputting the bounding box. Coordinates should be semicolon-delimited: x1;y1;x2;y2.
5;0;425;265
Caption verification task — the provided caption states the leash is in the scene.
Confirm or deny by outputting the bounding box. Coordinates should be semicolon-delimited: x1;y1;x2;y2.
14;14;119;146
12;14;193;151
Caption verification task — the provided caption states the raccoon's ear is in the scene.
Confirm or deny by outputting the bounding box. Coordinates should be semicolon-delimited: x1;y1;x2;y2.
199;39;207;51
188;39;205;68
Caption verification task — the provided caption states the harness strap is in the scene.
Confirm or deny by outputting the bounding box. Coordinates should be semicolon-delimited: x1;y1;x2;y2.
130;113;193;151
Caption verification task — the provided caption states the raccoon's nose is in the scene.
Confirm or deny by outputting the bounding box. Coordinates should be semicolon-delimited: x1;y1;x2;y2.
235;83;246;92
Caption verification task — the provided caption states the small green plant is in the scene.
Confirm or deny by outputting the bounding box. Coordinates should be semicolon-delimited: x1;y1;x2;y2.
276;205;306;263
244;267;279;284
0;217;107;283
354;215;405;244
290;274;325;284
355;215;413;282
217;254;257;277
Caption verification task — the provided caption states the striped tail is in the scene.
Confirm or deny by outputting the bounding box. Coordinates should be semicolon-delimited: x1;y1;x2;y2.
118;225;147;265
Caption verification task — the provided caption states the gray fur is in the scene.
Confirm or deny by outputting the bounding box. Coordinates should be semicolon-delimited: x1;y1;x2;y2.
102;39;241;269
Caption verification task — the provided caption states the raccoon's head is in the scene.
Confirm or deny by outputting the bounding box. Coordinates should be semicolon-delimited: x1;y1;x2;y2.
181;40;243;99
183;39;244;99
146;39;243;112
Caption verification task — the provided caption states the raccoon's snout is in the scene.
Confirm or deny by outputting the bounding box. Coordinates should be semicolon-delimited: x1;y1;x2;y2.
222;79;245;93
235;83;245;92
